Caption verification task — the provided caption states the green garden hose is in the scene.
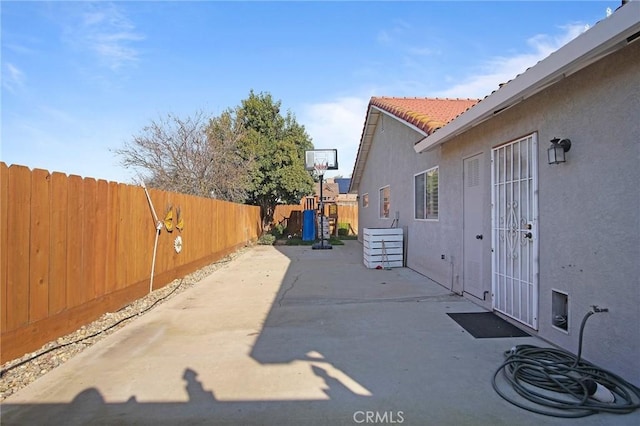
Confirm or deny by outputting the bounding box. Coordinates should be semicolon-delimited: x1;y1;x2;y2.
492;309;640;418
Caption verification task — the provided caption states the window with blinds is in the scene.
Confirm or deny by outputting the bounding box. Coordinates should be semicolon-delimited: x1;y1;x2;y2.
379;186;390;218
414;167;439;220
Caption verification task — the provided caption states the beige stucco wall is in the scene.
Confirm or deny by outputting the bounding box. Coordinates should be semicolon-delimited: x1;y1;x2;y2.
356;39;640;385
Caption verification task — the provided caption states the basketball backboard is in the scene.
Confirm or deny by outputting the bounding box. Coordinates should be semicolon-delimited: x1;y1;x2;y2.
305;149;338;171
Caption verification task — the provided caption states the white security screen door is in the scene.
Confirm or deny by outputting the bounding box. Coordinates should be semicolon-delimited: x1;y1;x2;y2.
491;134;539;329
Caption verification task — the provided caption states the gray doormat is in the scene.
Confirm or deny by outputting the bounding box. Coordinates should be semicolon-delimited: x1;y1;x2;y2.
447;312;530;338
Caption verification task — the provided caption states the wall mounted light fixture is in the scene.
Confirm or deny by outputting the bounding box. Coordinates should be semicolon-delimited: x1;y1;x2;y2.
548;138;571;164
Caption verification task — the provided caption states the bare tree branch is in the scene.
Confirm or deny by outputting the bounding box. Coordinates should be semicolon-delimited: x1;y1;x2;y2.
114;109;252;201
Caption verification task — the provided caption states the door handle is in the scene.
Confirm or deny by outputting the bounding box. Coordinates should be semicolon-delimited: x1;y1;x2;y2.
475;234;483;240
523;232;532;239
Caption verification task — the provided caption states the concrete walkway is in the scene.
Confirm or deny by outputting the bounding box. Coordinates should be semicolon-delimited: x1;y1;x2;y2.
2;241;638;425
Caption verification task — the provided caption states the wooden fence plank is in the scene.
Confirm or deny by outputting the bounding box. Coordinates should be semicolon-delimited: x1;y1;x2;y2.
204;198;212;256
29;169;50;322
130;185;139;287
105;182;118;294
132;186;150;289
209;198;216;254
81;178;97;303
191;196;199;259
221;202;229;247
6;165;31;329
93;179;108;298
49;172;68;315
130;185;146;288
203;196;209;255
213;199;221;251
0;163;9;332
194;196;205;259
228;202;234;247
66;175;84;308
128;185;139;287
115;183;129;290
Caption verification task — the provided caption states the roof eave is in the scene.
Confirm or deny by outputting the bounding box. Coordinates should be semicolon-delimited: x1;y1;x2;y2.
414;1;640;153
349;105;379;193
349;105;428;193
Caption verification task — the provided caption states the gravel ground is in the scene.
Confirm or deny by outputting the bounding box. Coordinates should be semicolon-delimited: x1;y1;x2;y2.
0;246;253;402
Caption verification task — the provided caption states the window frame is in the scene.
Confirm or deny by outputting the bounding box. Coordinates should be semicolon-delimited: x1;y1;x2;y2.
361;193;369;208
414;166;439;221
379;185;390;219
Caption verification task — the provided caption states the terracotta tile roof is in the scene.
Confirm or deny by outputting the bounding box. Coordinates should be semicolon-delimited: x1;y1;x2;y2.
370;97;479;135
349;96;481;193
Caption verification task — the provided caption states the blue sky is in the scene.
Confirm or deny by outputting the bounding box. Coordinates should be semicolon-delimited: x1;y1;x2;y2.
1;1;620;183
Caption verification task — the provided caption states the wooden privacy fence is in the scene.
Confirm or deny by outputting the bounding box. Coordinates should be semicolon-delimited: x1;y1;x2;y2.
331;204;358;235
0;163;262;363
273;202;358;236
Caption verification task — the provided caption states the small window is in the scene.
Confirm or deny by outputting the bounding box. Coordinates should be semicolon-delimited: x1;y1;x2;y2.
362;193;369;208
379;186;390;218
414;167;438;220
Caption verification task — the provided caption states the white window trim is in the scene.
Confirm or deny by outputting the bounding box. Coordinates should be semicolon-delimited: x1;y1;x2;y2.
414;166;439;222
413;171;427;222
379;185;390;219
362;193;369;208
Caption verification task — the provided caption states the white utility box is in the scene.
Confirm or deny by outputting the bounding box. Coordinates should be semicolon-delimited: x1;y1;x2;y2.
363;228;404;269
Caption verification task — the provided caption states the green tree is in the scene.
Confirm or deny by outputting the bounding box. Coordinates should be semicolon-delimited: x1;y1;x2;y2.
239;90;314;229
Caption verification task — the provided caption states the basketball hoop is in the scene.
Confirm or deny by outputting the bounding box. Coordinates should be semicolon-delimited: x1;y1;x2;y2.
313;162;328;177
304;149;337;250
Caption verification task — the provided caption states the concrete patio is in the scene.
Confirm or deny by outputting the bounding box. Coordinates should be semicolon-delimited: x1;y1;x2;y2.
1;241;638;425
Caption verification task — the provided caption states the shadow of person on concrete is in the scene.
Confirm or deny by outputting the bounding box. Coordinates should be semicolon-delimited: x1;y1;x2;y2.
1;364;374;425
183;367;216;403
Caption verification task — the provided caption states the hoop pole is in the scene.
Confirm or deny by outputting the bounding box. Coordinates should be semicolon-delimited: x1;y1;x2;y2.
319;173;324;248
310;160;332;250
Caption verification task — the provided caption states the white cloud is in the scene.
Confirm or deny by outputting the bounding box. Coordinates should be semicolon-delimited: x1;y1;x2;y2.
298;23;590;182
37;104;78;125
301;97;370;178
377;30;391;45
2;63;26;93
391;18;412;32
4;43;37;55
64;3;144;71
405;46;436;56
434;23;588;99
376;19;438;56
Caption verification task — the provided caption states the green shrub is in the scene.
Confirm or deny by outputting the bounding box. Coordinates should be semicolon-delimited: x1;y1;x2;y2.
271;223;285;237
258;234;276;245
337;222;350;236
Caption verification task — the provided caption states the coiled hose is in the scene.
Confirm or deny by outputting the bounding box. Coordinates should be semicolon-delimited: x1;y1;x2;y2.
491;309;640;418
